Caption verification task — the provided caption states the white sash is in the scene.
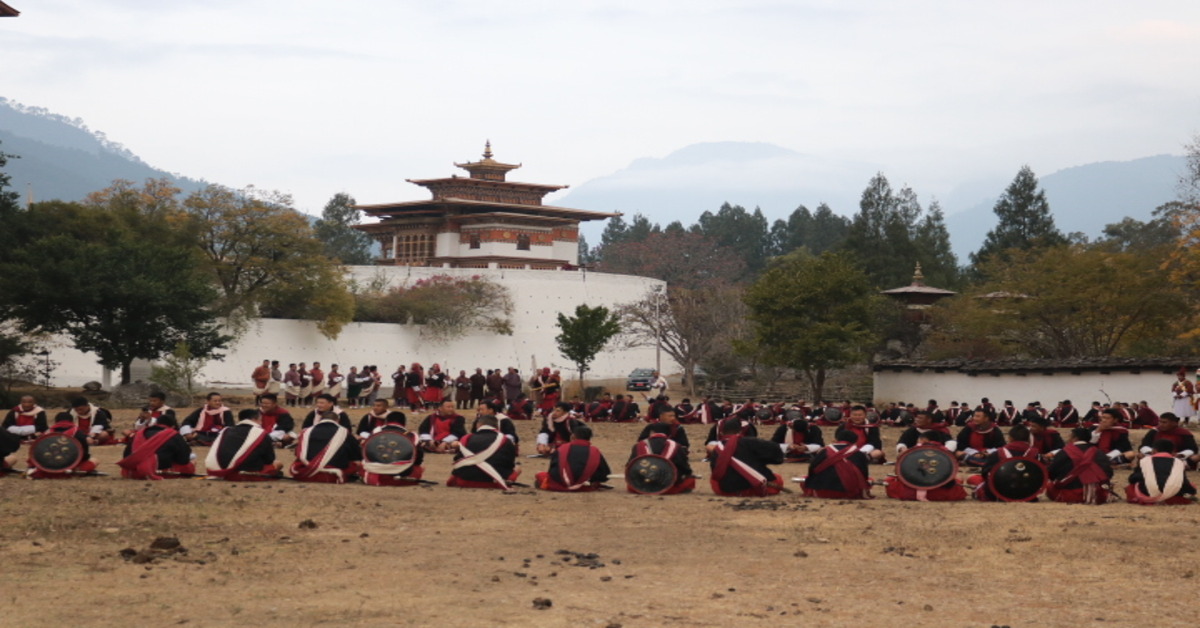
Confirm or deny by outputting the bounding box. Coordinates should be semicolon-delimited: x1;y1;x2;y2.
453;430;509;490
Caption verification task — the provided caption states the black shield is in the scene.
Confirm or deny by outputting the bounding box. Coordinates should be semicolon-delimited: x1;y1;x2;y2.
755;408;774;422
988;457;1049;502
362;430;415;464
625;455;678;495
823;407;842;422
30;434;83;472
784;409;803;422
895;445;958;490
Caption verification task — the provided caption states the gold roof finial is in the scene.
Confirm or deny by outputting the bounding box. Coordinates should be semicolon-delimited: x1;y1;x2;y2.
483;140;493;160
912;262;925;286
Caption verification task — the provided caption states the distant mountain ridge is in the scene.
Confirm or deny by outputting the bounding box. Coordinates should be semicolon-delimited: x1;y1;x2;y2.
558;142;1185;260
0;97;206;203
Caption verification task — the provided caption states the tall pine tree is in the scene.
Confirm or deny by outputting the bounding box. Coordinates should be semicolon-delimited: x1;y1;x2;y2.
970;165;1065;268
313;192;374;265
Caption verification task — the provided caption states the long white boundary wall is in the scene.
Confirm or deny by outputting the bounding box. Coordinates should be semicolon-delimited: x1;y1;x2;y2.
874;368;1185;412
42;266;675;389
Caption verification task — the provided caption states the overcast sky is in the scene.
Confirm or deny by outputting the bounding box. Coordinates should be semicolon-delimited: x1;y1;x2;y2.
3;1;1199;215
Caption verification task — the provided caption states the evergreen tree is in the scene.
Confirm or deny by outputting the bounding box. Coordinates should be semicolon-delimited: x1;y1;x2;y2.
0;142;19;214
913;200;960;288
970;165;1065;267
692;202;770;275
555;304;622;391
313;192;374;265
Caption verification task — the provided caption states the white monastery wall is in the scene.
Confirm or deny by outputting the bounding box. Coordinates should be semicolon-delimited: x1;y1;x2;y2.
874;369;1183;411
44;266;673;389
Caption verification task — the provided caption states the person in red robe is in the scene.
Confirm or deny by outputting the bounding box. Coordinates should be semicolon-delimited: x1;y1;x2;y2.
626;422;696;494
969;425;1040;501
417;399;467;453
206;409;280;481
360;411;424;487
251;359;271;403
801;429;871;499
1047;428;1113;504
117;414;195;480
1126;439;1197;505
58;397;115;445
536;424;612;492
446;415;520;490
3;395;48;440
709;419;786;497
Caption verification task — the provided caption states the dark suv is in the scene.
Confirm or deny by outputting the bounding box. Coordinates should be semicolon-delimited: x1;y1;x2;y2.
626;368;655;391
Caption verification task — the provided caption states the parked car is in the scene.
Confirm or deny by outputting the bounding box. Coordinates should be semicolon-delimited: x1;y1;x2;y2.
626;368;656;391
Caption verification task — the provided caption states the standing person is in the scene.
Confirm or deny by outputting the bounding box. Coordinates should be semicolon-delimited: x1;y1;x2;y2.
404;363;425;410
1171;367;1195;425
283;363;301;407
486;368;505;401
423;364;447;408
391;365;407;408
345;366;363;409
325;364;345;405
454;370;472;410
538;369;562;417
251;360;271;404
365;365;382;406
650;371;668;397
297;363;313;405
308;362;326;400
469;368;487;408
355;365;373;408
502;368;523;405
268;360;283;394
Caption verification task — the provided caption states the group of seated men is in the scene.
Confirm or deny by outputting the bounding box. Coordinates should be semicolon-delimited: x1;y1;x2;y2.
5;392;1197;505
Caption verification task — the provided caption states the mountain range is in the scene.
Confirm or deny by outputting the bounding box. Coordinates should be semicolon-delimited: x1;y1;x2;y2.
0;98;1185;261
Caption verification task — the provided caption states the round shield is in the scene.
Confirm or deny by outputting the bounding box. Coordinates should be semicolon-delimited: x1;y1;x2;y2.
895;445;958;490
30;433;83;473
625;454;678;495
987;456;1049;502
362;430;415;464
823;407;843;423
755;408;774;421
784;409;803;422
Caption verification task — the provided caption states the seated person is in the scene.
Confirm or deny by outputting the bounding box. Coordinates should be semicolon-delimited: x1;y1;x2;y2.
300;394;353;430
205;409;280;481
1126;439;1197;505
626;422;696;494
1139;413;1197;467
0;429;19;472
636;408;690;449
122;393;177;443
418;400;468;454
360;411;425;487
1091;408;1135;465
290;411;362;484
117;415;195;479
58;397;115;445
257;393;296;448
801;429;872;500
1026;415;1065;458
842;405;885;464
474;399;519;446
895;410;955;457
357;399;393;440
26;412;98;479
537;402;583;456
709;418;786;497
956;409;1006;466
885;423;965;501
704;416;758;453
1047;427;1113;504
970;425;1039;501
536;424;612;492
181;392;234;446
4;395;48;440
447;415;520;490
770;415;824;463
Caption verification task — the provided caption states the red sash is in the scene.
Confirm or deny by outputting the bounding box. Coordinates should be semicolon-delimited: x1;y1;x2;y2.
196;407;228;433
1095;427;1127;452
1059;444;1108;486
118;427;179;479
712;436;767;489
260;410;281;433
1155;428;1191;451
845;424;870;448
51;421;79;438
813;444;869;495
557;442;602;489
636;435;678;461
292;426;342;479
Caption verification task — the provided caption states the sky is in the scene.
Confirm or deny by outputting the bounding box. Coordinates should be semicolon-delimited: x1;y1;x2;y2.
2;1;1199;216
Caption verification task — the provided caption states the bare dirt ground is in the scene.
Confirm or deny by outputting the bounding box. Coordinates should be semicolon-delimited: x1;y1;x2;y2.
4;406;1200;628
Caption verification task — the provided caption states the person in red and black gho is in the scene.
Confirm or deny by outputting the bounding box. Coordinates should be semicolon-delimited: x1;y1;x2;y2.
357;399;392;440
536;424;612;492
1047;427;1113;504
446;415;520;490
360;411;425;487
1126;439;1197;505
27;410;100;479
205;409;280;481
418;399;467;454
1026;415;1065;458
1138;413;1198;467
257;393;296;448
969;425;1039;501
709;418;786;497
1091;408;1136;465
58;397;115;445
536;402;583;455
842;405;885;464
627;422;696;494
637;407;690;450
290;411;362;484
117;414;195;480
770;414;824;463
3;395;48;440
801;429;872;499
895;410;956;458
181;392;233;446
956;408;1006;466
1050;399;1080;428
300;394;352;430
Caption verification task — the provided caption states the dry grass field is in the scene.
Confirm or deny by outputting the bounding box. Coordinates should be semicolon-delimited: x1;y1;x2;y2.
3;406;1199;628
